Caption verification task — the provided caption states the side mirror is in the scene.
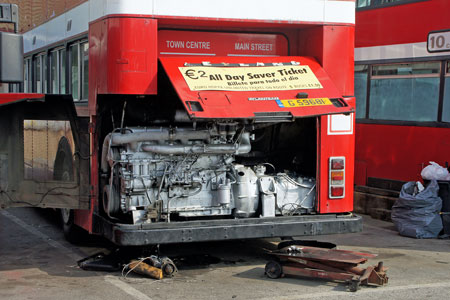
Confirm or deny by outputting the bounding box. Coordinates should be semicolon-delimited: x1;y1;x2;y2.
0;4;22;83
0;31;23;83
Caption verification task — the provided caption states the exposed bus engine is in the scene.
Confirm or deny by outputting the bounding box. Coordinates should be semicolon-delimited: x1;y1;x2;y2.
101;123;315;224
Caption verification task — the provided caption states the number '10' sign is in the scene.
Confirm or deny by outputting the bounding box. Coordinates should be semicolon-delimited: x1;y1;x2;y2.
427;30;450;53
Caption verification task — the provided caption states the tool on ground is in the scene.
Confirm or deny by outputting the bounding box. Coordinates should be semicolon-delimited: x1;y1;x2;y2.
123;255;178;279
265;245;388;292
77;247;178;280
128;259;163;279
77;251;122;272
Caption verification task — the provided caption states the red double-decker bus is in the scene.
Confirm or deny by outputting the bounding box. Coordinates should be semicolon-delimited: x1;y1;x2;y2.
0;0;361;245
355;0;450;186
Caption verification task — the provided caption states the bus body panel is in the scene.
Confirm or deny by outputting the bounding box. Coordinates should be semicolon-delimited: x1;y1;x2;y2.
88;17;158;99
297;26;355;97
356;0;450;48
355;123;450;184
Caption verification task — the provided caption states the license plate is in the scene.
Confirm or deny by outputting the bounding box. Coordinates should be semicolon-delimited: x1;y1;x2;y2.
276;98;332;108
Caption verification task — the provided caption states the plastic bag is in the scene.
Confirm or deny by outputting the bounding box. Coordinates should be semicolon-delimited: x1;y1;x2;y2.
421;162;449;181
391;180;443;239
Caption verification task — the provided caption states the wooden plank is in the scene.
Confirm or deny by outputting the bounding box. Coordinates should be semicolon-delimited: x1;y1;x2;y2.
354;191;398;215
354;185;400;198
367;177;405;191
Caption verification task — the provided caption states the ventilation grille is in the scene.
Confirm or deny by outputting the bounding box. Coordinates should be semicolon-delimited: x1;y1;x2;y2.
253;111;293;123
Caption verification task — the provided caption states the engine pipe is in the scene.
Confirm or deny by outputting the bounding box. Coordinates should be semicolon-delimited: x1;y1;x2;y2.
141;133;251;155
110;128;214;145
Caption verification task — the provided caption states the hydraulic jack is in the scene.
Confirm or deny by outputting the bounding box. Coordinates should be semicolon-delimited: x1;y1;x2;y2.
265;245;388;292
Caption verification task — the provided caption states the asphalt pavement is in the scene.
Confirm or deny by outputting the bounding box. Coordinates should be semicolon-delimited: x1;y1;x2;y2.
1;208;449;300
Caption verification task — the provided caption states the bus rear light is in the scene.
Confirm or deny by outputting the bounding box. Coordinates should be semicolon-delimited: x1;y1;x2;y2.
331;158;345;170
330;171;344;184
329;157;345;199
330;186;344;197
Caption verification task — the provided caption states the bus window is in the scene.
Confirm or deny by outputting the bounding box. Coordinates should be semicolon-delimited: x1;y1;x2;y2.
369;62;440;122
70;43;79;100
59;49;66;94
24;59;29;93
26;57;32;93
42;54;48;93
355;65;368;119
81;42;89;100
8;83;19;92
33;55;42;93
443;61;450;123
50;50;58;94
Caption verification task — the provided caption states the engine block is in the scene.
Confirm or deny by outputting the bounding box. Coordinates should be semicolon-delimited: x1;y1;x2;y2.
101;125;315;224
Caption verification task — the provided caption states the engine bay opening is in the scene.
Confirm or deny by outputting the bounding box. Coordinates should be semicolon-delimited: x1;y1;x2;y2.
96;70;317;225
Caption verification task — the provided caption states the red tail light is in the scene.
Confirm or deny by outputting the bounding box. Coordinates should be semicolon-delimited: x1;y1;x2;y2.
331;186;344;197
331;159;345;170
329;157;345;199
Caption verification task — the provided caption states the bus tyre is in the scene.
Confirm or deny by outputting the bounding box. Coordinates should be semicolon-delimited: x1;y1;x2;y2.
60;208;85;244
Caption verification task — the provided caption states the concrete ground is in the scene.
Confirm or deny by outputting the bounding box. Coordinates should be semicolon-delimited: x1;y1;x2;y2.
1;208;449;300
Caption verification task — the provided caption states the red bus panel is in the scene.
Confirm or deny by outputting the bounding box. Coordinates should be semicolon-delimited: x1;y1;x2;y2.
0;93;45;106
356;0;450;47
89;17;158;97
355;123;450;184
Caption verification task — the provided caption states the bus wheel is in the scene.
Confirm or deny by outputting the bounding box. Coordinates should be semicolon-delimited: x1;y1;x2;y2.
60;208;84;244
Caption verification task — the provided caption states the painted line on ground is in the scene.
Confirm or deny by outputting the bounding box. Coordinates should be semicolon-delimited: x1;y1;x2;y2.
0;210;153;300
363;223;398;234
105;276;153;300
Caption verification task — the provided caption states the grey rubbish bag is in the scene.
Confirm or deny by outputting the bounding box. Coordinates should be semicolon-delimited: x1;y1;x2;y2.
391;180;443;238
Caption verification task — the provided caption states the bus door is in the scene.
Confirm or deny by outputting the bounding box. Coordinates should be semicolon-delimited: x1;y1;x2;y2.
0;94;90;209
